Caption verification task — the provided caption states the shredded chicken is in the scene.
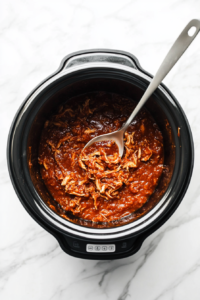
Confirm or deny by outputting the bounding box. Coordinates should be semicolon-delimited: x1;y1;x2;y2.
59;130;153;210
77;132;150;207
38;96;159;221
81;99;94;115
71;152;76;166
44;120;49;128
61;172;91;197
141;147;152;161
54;107;75;119
84;128;96;134
52;121;68;128
47;140;56;151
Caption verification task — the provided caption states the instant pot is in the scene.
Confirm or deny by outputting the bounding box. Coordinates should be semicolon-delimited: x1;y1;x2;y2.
7;49;194;259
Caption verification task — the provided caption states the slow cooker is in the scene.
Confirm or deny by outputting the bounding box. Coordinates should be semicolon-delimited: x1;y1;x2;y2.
7;49;194;259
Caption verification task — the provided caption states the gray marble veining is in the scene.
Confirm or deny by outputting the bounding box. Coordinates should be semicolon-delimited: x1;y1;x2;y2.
1;0;200;299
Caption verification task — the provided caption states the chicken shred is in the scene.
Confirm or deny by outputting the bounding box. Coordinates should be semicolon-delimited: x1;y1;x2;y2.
56;130;153;209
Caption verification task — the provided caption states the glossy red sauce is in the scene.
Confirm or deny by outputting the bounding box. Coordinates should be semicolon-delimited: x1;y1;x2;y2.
38;93;164;223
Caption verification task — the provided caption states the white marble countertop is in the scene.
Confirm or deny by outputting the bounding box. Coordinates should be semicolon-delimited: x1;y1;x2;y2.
1;0;200;299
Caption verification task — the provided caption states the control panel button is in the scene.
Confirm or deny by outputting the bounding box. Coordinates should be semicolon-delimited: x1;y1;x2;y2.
108;245;115;251
94;246;101;251
86;244;116;253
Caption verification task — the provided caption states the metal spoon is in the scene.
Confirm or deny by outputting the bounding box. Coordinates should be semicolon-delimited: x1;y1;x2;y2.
84;19;200;157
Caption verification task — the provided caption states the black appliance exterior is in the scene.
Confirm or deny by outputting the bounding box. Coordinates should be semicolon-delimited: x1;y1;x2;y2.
7;49;194;259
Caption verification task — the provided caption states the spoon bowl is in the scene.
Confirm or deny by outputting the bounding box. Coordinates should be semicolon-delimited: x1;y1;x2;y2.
84;129;125;157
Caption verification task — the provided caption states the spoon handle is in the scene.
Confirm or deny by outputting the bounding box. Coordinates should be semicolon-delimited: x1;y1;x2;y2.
122;19;200;133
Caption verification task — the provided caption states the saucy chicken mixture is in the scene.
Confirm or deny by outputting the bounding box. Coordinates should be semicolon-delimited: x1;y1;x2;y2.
38;93;164;223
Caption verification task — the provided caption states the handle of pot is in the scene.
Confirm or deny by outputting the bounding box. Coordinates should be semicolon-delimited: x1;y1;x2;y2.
62;51;138;70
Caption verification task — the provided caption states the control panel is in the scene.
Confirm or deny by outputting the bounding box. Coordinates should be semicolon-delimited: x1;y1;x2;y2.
86;244;115;253
63;235;137;257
